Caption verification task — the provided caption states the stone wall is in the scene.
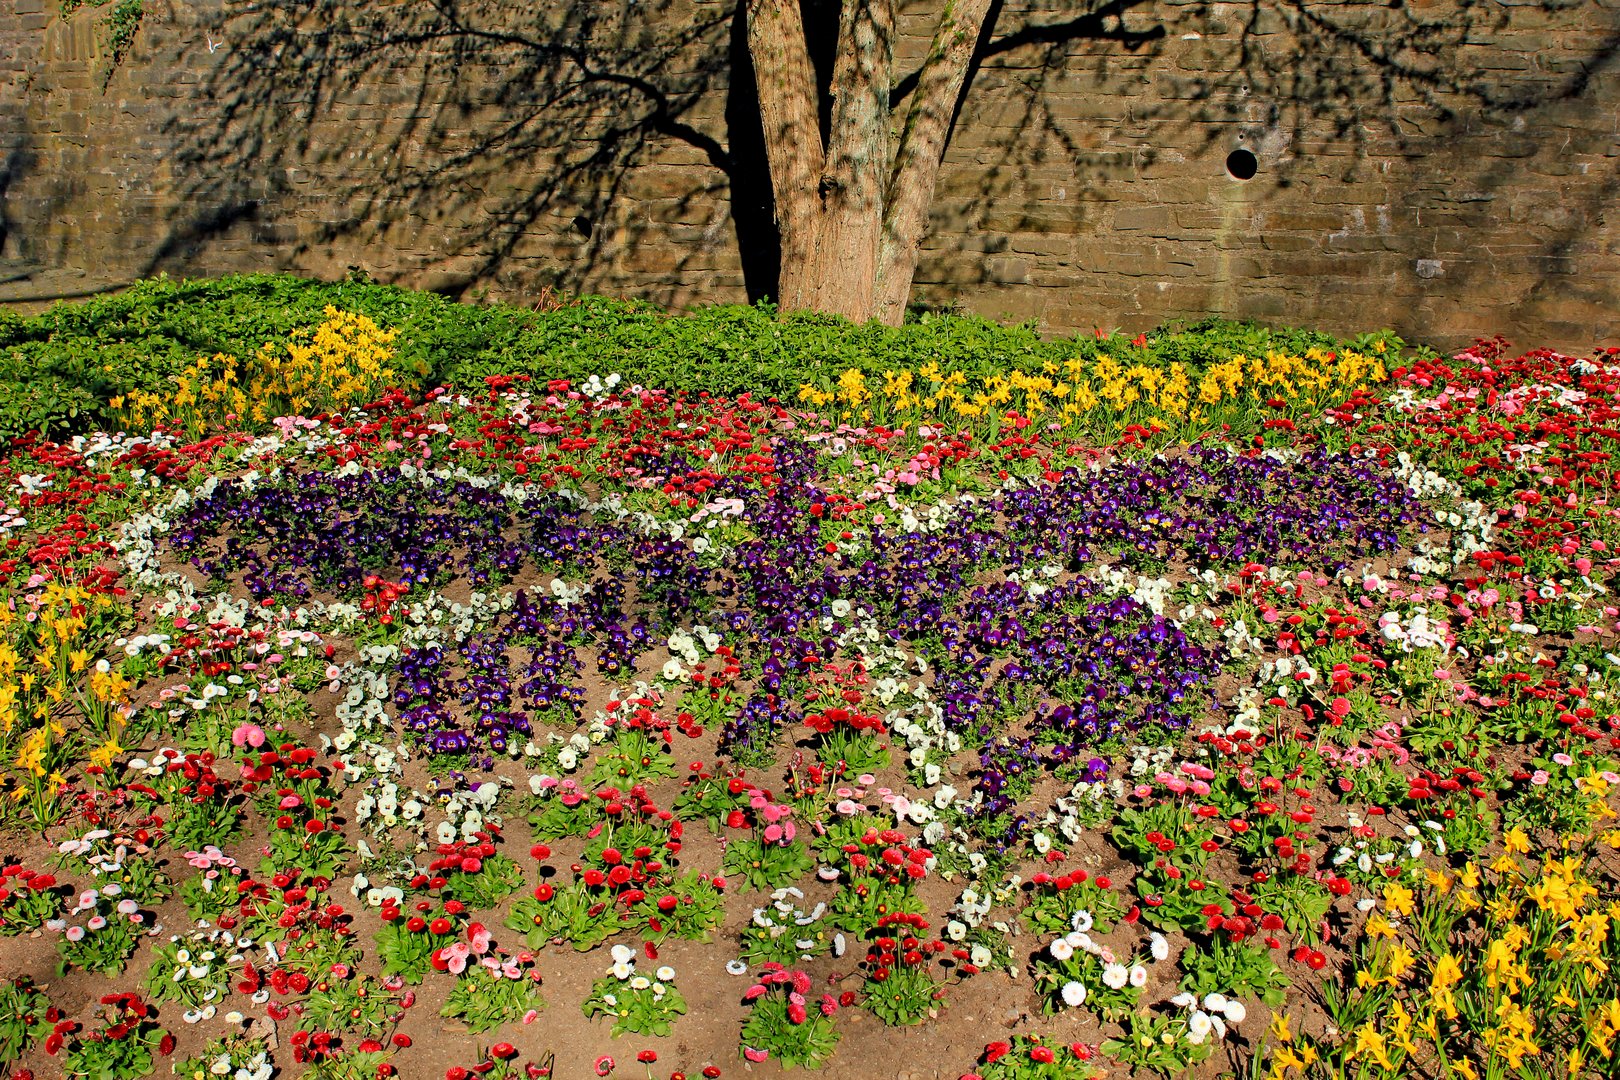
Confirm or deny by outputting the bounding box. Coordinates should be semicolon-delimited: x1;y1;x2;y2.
2;0;1618;348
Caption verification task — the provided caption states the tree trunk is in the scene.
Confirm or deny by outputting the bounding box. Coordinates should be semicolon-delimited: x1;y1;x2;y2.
874;0;992;326
747;0;992;326
745;0;824;310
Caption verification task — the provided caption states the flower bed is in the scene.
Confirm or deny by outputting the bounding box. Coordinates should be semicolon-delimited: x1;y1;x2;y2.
0;308;1614;1080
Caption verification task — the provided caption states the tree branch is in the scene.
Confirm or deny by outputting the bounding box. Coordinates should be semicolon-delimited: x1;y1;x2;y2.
874;0;993;324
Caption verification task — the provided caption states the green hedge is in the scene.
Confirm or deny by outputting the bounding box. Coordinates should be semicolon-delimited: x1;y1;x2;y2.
0;272;1391;439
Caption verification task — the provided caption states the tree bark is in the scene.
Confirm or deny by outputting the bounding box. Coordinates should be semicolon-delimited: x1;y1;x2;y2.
744;0;824;310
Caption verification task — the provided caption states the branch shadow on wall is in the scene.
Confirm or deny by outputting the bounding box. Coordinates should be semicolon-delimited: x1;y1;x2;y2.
0;103;35;276
914;0;1620;325
1155;0;1620;166
154;0;776;303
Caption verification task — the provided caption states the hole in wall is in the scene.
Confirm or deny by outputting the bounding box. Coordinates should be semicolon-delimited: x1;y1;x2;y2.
572;215;594;239
1225;149;1258;181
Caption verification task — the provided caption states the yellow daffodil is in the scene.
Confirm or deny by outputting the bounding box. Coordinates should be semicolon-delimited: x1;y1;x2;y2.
1384;882;1415;916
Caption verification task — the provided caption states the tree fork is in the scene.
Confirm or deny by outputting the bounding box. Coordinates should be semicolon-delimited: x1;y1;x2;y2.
747;0;992;325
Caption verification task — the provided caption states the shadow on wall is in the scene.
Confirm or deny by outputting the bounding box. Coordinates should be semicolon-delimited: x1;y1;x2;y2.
137;0;1620;322
151;0;767;302
0;111;30;273
918;0;1620;331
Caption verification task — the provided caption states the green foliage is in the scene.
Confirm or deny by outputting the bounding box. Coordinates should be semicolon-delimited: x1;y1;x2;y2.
101;0;143;68
1178;935;1291;1009
582;968;688;1037
0;978;49;1065
57;0;145;86
0;272;1414;441
441;971;545;1034
0;370;99;441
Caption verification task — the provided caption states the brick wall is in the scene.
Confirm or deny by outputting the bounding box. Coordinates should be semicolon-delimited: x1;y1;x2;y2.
2;0;1618;348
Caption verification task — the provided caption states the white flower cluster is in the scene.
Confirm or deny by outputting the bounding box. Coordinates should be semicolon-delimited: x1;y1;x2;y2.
889;698;961;766
1230;687;1264;727
524;731;595;788
604;942;677;997
58;828;142;878
821;603;886;643
944;879;1018;966
1377;607;1449;652
203;1047;273;1080
115;632;173;658
546;576;591;610
47;880;143;938
434;782;503;845
159;928;245;1023
1038;774;1120;845
351;869;406;909
893;493;979;535
1047;912;1156;1010
1426;499;1493;568
749;886;828;959
1390;451;1461;501
664;625;725;678
1253;654;1320;700
1126;744;1177;780
1167;990;1247;1044
398;588;514;648
335;662;393;733
580;372;623;401
353;779;425;834
1090;562;1179;618
1003;562;1064;602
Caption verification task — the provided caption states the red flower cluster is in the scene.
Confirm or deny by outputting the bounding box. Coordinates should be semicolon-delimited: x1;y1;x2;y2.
417;834;501;888
238;745;332;793
803;706;884;737
379;897;466;936
0;864;57;901
863;911;947;984
741;964;818;1024
1029;869;1113;892
46;993;174;1057
360;575;410;624
288;1028;365;1066
838;828;933;885
444;1042;545;1080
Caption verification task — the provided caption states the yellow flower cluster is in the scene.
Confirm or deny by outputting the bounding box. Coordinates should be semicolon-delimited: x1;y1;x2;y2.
116;308;402;436
1196;347;1386;409
0;581;123;827
1274;818;1620;1080
795;346;1386;436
